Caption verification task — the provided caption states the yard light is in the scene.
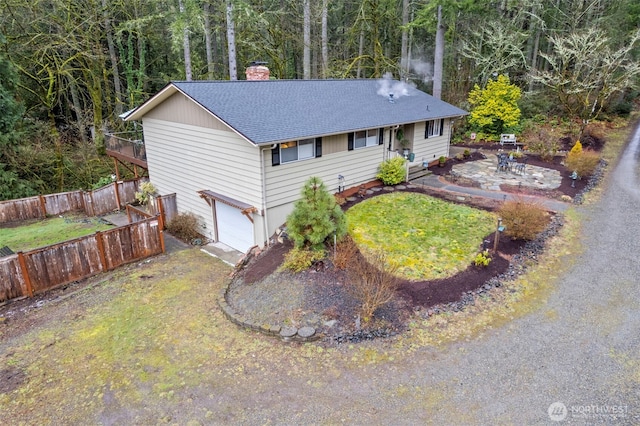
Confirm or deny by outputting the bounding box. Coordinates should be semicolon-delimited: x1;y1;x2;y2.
493;218;505;253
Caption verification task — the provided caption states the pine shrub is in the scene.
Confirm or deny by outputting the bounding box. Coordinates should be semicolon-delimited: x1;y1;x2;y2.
569;140;583;156
286;177;347;250
498;197;550;241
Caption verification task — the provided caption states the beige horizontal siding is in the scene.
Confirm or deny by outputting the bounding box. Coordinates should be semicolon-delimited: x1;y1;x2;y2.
142;118;261;241
411;119;451;164
145;92;230;132
263;144;385;234
321;134;346;155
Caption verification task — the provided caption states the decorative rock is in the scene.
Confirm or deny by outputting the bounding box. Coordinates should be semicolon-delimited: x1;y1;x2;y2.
297;326;316;339
280;326;298;341
383;186;395;191
395;185;407;190
365;190;374;195
346;197;357;202
324;319;337;328
370;187;382;192
269;325;281;334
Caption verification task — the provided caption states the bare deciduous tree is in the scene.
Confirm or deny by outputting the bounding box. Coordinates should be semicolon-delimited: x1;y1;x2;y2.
346;250;399;322
532;28;640;130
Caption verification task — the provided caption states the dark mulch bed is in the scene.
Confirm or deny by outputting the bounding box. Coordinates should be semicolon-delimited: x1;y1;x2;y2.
231;185;531;340
238;227;523;311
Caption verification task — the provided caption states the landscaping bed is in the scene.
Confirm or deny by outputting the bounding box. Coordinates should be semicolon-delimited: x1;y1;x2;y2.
227;130;610;344
228;185;534;343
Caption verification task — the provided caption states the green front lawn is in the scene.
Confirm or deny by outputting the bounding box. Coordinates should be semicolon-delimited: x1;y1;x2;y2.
0;215;113;252
346;192;496;280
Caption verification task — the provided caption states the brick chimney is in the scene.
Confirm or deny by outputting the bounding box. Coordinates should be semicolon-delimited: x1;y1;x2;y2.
245;61;270;80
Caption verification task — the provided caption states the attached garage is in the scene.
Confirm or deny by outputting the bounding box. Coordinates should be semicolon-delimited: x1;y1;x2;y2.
198;190;257;253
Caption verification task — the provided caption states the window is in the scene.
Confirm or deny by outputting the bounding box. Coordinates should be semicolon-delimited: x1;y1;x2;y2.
425;119;445;138
272;138;321;166
353;129;379;149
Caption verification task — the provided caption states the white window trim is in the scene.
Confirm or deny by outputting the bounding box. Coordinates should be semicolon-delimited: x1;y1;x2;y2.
280;139;316;164
354;129;379;149
425;119;442;138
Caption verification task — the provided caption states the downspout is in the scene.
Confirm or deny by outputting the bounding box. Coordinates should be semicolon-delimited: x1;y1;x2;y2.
260;144;277;247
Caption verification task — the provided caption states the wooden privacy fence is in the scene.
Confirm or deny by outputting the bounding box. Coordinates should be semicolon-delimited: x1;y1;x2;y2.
126;193;177;229
0;179;142;224
0;217;165;304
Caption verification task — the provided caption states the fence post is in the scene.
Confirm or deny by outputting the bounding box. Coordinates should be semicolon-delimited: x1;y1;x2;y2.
17;252;34;297
38;195;47;217
113;181;122;209
95;231;109;272
159;224;166;253
80;190;87;215
157;197;166;230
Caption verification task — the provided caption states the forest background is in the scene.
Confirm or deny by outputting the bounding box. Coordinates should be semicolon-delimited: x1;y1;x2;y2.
1;0;639;200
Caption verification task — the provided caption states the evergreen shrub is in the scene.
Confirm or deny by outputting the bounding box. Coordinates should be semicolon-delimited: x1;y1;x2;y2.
376;156;406;185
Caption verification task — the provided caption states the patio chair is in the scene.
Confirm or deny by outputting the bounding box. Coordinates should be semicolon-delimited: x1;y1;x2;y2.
496;153;510;172
514;158;528;174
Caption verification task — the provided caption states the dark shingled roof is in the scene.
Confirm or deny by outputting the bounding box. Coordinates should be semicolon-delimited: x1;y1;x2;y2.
171;79;467;145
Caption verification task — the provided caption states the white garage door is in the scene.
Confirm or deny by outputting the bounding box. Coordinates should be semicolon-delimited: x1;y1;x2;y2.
215;201;254;253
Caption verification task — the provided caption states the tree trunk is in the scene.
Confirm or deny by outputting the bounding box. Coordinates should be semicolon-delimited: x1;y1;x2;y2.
400;0;410;80
226;0;237;80
321;0;328;78
178;0;192;81
528;29;541;92
102;0;123;116
68;76;87;143
204;1;214;79
433;5;444;99
357;29;364;78
303;0;311;79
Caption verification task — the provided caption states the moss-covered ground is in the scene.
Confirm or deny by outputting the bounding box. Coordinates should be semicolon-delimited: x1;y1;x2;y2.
0;215;113;252
347;192;496;280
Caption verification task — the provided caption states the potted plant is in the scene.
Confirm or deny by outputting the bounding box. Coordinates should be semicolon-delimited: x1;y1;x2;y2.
438;156;447;167
399;138;411;157
134;181;157;211
396;128;411;157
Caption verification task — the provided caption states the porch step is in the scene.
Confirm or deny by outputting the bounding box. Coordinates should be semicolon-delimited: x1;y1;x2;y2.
408;165;432;181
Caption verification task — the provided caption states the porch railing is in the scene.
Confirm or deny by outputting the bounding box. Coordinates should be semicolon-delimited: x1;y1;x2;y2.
105;132;147;166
